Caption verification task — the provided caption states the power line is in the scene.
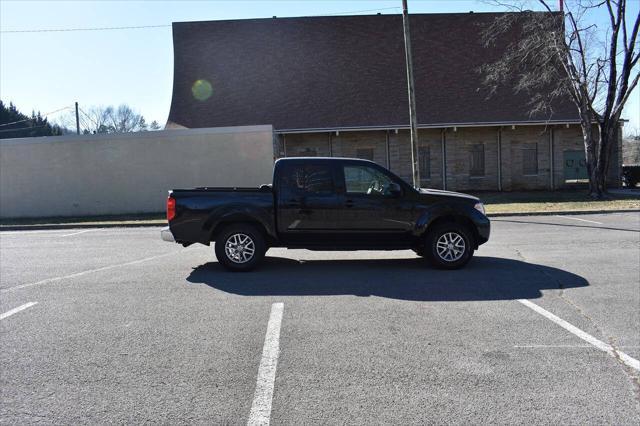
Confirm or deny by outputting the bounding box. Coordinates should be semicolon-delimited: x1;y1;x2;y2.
0;106;73;127
1;7;403;34
324;6;401;16
78;108;102;130
0;24;171;34
0;124;51;134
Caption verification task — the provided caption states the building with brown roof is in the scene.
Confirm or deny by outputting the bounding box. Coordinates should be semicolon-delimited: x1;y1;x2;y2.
167;12;621;190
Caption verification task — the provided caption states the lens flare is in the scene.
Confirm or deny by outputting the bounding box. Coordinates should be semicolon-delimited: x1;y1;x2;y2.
192;79;213;101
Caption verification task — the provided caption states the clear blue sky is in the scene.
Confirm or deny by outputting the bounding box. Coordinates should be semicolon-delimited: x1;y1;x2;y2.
1;0;638;133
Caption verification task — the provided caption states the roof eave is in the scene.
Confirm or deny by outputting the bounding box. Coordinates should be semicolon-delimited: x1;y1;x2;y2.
274;120;583;134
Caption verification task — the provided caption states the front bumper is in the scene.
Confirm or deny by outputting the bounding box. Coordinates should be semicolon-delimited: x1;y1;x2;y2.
160;226;175;242
476;218;491;245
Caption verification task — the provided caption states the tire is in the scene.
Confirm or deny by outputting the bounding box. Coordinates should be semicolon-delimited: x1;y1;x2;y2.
214;224;266;272
425;223;474;270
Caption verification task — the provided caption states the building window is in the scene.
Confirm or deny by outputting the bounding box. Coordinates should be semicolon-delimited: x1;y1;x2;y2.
298;148;317;157
522;143;538;175
419;146;430;179
356;148;374;161
469;144;485;177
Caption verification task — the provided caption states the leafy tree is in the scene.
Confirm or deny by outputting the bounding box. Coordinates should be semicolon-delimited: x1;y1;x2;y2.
480;0;639;198
0;100;64;139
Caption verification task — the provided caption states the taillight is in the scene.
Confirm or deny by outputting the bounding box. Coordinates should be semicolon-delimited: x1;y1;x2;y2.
167;196;176;221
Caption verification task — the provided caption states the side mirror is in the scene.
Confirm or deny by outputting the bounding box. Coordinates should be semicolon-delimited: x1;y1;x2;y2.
388;182;402;197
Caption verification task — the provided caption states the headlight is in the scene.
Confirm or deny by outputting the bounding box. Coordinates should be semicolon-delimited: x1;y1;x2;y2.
474;202;486;215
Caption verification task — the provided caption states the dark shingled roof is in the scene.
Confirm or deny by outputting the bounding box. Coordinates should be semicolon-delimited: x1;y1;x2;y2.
168;13;578;131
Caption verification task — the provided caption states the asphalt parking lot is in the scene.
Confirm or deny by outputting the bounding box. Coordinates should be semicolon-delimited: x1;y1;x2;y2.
1;212;639;425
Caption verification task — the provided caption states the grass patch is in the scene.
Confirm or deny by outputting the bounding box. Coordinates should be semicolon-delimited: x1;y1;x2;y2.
471;190;640;214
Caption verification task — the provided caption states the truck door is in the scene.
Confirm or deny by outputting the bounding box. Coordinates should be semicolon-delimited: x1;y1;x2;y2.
276;161;342;244
335;163;414;246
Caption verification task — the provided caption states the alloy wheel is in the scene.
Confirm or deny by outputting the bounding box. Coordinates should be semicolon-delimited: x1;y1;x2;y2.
435;232;466;262
224;233;256;264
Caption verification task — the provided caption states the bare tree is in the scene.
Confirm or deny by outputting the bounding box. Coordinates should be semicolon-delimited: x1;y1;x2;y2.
81;105;113;134
106;104;147;133
58;104;151;134
481;0;639;198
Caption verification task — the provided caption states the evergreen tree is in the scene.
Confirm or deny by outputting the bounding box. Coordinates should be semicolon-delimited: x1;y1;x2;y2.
0;100;64;139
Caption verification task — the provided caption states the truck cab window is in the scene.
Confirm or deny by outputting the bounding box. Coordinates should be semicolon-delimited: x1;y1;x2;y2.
344;165;394;196
282;164;333;195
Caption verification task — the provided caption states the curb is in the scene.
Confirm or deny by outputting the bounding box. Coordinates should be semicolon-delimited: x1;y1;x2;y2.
487;208;640;218
0;222;165;232
1;209;637;231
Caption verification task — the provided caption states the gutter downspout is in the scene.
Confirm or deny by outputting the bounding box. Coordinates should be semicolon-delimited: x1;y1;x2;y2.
497;127;503;191
549;127;555;190
441;128;447;190
385;130;391;168
283;134;287;157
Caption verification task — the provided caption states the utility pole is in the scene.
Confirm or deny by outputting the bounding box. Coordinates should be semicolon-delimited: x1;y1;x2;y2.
75;102;80;135
402;0;420;188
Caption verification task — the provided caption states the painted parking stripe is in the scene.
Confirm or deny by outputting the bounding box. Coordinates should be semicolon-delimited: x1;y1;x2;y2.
518;299;639;371
0;229;70;236
60;229;98;237
554;215;602;224
248;302;284;426
514;344;640;349
0;251;182;293
0;302;38;320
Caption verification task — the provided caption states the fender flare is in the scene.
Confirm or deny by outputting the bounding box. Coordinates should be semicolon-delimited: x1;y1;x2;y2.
204;205;277;241
414;204;479;243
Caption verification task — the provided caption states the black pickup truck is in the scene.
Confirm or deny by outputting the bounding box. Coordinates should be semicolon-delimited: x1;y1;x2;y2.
162;157;490;271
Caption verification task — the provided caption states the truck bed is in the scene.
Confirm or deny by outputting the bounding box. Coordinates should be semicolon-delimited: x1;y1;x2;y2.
168;186;275;245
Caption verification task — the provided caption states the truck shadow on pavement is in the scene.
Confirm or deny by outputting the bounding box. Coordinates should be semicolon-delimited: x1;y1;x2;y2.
186;256;588;301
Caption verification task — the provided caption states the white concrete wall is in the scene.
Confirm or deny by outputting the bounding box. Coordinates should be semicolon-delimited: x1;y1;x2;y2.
0;125;275;218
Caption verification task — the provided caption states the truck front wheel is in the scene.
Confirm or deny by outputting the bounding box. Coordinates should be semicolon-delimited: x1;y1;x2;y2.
214;224;266;272
425;224;474;269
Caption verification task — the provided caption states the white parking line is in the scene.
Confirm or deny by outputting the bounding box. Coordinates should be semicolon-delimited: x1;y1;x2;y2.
0;251;180;293
0;302;38;320
0;229;70;236
554;215;602;225
514;344;640;349
60;229;98;237
518;299;640;371
248;302;284;426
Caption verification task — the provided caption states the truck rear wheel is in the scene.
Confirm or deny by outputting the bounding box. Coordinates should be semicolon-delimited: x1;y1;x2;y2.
425;224;474;270
214;224;266;272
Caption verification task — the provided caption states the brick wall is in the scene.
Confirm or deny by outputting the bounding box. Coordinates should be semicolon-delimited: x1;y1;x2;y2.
331;131;388;166
501;126;551;191
553;125;620;188
389;129;444;188
282;133;331;157
277;124;621;191
444;127;500;191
